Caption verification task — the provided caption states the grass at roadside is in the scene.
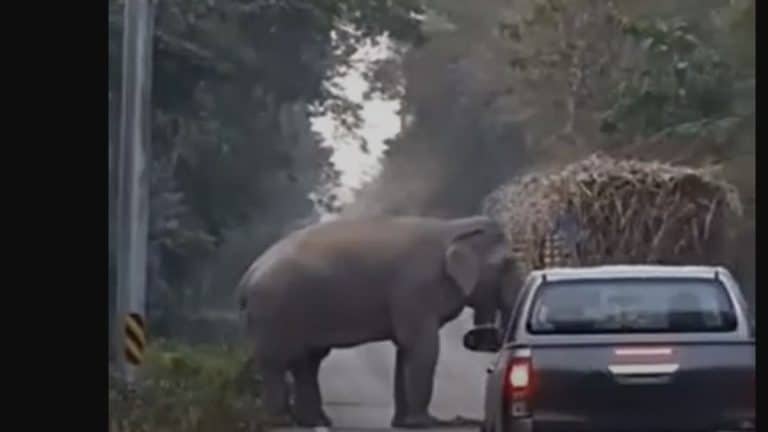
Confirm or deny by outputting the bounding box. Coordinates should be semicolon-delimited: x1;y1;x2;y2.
109;341;265;432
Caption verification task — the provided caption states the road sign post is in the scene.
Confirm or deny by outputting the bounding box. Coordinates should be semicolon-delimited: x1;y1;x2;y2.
114;0;156;383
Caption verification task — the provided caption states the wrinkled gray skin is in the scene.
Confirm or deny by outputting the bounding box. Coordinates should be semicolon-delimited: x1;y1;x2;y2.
237;216;517;428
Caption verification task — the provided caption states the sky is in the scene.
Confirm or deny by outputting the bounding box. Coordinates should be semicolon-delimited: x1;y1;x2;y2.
310;39;402;205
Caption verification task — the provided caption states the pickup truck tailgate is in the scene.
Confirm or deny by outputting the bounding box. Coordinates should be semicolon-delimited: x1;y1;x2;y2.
530;342;754;431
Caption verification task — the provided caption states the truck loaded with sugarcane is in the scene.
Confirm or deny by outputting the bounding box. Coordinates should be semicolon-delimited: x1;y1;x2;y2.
464;154;755;432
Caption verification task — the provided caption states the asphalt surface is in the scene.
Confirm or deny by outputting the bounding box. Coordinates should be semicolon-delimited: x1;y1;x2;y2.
272;310;493;431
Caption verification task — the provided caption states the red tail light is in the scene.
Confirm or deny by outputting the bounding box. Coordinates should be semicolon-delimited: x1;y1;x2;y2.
504;352;534;418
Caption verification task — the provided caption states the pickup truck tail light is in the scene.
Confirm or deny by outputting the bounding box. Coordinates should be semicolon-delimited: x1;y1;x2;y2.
504;351;534;418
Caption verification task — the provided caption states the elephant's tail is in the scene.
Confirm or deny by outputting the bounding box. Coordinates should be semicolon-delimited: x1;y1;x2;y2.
235;258;263;313
235;266;252;313
234;273;253;339
237;289;247;311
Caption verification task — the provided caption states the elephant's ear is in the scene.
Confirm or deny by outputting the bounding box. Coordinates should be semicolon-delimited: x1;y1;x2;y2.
445;243;480;298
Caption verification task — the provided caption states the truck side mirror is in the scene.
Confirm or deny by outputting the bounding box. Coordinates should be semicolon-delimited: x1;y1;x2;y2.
463;325;502;352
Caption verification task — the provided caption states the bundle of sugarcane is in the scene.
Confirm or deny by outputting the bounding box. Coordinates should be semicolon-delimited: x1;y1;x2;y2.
484;154;743;275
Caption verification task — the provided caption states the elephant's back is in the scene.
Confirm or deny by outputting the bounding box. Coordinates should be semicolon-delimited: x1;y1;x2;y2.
240;216;457;300
300;217;445;254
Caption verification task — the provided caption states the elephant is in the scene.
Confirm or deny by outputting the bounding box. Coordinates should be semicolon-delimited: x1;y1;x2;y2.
237;215;518;428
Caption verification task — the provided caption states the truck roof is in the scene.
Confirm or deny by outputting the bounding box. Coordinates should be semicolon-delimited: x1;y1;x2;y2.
529;264;731;282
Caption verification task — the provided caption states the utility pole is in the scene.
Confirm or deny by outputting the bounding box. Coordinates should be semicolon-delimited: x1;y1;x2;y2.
114;0;156;383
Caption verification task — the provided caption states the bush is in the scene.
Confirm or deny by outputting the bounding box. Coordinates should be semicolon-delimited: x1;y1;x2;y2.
109;342;264;432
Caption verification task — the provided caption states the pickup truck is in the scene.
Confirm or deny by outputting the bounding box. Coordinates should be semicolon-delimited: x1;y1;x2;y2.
464;265;755;432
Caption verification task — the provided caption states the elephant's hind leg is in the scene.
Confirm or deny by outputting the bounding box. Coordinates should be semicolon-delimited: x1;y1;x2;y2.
289;348;332;427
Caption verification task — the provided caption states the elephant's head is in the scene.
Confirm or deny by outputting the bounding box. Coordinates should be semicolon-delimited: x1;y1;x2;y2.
444;217;521;327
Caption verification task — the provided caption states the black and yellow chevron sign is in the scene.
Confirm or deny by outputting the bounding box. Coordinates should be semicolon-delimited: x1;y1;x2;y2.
123;313;147;365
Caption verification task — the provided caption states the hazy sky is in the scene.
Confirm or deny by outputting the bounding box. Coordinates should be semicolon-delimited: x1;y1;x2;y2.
311;39;401;204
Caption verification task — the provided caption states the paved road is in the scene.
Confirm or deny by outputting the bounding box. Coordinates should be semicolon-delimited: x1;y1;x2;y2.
273;310;493;431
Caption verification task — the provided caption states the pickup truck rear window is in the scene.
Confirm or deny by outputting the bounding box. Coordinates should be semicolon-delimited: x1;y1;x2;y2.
527;277;738;334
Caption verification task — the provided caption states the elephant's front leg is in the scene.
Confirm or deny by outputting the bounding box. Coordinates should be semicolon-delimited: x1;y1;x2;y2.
393;320;443;428
290;348;332;427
